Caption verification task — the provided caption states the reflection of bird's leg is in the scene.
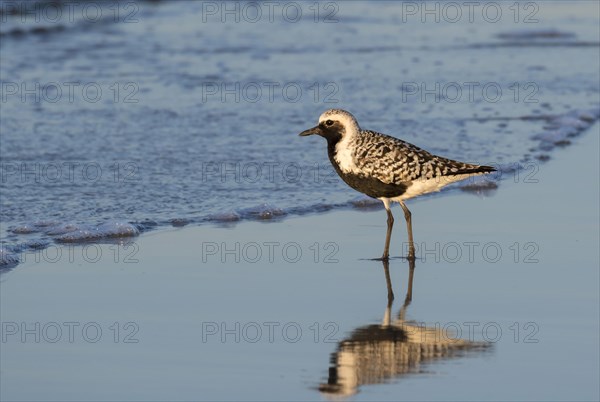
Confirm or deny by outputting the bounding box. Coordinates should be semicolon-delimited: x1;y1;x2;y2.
382;199;394;260
399;257;416;322
399;201;415;260
383;259;395;305
382;259;394;326
405;257;415;305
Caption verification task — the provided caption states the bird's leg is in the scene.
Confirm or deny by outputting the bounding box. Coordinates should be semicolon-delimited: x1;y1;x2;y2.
382;205;394;260
399;201;415;260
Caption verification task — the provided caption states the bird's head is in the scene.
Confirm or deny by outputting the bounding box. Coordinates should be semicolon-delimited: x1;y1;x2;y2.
299;109;360;142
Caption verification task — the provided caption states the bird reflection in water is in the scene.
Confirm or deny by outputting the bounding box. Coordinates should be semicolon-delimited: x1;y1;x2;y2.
319;259;489;396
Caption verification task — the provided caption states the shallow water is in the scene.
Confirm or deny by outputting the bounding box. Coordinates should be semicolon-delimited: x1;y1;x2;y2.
1;126;598;401
1;2;599;262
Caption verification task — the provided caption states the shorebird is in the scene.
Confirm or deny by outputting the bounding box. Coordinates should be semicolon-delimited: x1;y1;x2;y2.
299;109;495;260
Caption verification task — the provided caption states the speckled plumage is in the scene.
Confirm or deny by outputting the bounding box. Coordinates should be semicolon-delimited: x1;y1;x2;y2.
351;129;487;183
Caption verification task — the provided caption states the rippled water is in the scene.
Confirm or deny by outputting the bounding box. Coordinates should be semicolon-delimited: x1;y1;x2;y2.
1;1;599;267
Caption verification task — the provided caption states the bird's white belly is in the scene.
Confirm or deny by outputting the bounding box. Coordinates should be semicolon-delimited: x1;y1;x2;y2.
392;174;474;201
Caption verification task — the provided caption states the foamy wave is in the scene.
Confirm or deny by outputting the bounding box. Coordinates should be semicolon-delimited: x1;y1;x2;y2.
0;247;19;268
459;177;499;195
351;196;383;209
10;220;141;242
533;109;600;150
237;204;286;220
53;222;140;243
207;211;241;223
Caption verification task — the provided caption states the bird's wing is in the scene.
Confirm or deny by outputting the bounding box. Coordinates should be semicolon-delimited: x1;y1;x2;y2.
353;130;487;185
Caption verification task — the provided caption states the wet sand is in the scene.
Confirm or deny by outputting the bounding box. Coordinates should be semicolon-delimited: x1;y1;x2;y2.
1;126;598;401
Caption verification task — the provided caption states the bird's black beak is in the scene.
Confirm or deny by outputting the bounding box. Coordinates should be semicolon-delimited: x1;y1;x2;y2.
299;125;322;137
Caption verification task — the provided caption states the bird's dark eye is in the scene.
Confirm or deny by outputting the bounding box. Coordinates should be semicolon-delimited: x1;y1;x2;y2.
325;120;334;126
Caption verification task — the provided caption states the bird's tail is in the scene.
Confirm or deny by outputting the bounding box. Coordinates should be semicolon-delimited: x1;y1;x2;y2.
450;164;496;176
